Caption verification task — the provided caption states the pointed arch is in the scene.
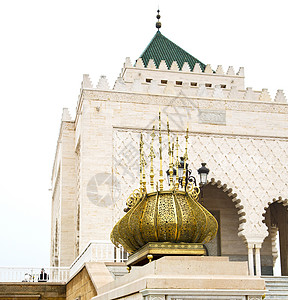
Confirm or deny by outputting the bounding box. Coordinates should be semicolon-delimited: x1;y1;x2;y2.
208;178;247;234
262;196;288;239
262;196;288;276
202;177;248;260
263;196;288;213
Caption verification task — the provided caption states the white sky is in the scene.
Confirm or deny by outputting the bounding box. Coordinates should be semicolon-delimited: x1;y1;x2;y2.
0;0;287;267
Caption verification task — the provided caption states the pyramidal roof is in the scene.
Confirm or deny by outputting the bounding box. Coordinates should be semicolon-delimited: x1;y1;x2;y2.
139;31;206;71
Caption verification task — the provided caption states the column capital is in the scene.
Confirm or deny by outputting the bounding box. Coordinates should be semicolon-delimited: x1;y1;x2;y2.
254;243;262;249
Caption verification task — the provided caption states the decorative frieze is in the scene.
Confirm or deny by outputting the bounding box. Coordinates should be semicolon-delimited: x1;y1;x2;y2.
82;90;288;115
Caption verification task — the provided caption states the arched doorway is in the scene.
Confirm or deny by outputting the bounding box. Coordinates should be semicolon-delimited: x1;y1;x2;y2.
263;201;288;276
201;182;247;262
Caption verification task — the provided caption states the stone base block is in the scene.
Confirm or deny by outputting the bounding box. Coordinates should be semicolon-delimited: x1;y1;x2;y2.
92;256;265;300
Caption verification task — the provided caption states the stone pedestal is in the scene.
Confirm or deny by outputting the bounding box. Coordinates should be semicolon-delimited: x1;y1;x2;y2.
92;256;265;300
127;242;207;267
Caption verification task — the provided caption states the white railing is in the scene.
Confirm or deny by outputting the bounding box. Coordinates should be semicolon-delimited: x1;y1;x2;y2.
70;240;128;277
0;241;127;282
0;266;69;283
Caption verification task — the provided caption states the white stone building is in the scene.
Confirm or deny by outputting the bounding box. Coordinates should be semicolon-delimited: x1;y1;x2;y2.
50;27;288;278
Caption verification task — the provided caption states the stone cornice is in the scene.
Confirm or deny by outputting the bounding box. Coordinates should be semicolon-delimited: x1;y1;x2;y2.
82;89;288;114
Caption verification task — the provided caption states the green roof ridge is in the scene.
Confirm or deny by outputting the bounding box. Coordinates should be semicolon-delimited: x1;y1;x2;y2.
139;31;206;72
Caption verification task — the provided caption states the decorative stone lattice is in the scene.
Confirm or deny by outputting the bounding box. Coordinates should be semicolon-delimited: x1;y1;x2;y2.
112;129;288;243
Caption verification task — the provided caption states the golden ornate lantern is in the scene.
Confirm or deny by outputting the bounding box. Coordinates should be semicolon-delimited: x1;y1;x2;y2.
110;112;218;266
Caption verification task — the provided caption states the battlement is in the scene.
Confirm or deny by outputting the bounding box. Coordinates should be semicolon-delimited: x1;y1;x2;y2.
79;64;287;104
120;57;245;91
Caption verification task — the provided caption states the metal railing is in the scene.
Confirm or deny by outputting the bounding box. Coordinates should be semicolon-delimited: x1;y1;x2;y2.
0;266;69;283
70;240;127;277
0;241;127;282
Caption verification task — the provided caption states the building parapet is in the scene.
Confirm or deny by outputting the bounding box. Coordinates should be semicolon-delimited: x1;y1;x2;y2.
0;242;126;283
0;266;69;283
78;72;287;105
69;240;127;278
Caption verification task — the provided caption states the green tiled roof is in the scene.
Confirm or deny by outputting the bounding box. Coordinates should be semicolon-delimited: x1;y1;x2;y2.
139;31;206;71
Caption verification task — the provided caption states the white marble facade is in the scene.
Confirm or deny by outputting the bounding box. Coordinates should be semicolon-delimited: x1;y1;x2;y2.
51;55;288;274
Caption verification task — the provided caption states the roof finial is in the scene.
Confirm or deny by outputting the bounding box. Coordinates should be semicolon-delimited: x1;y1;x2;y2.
156;9;161;31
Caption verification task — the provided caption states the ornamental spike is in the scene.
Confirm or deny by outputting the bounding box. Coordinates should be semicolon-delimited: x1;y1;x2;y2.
159;109;164;190
183;125;189;190
175;135;180;190
139;132;143;191
149;125;156;192
140;132;146;192
167;116;173;189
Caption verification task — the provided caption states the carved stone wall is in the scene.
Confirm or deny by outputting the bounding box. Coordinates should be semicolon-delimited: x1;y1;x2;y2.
113;128;288;243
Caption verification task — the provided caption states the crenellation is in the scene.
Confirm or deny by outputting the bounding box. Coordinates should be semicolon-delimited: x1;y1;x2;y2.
216;65;225;75
243;87;253;101
90;80;286;107
192;62;202;73
204;64;213;74
124;57;132;68
181;61;190;72
170;60;179;71
123;57;246;81
259;88;272;102
227;66;235;76
274;89;287;103
113;77;127;91
159;59;168;70
237;67;245;77
147;58;156;69
62;108;72;122
135;57;144;68
96;75;110;90
82;74;93;89
121;58;247;90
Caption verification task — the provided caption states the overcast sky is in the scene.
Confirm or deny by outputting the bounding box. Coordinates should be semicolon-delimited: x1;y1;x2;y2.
0;0;287;267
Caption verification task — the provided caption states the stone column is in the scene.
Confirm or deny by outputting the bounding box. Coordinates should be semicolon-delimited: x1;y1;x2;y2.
247;243;255;276
255;244;261;276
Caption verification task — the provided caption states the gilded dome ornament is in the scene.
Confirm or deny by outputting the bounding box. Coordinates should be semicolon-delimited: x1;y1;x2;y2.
156;9;161;30
110;112;218;265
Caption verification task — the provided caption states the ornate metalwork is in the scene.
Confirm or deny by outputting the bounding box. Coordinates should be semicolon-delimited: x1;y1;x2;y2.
111;187;218;254
149;125;156;192
158;110;164;190
124;189;142;212
110;114;218;255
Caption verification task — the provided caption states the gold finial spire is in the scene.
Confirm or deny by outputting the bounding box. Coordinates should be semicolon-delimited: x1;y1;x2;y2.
149;125;156;192
140;132;146;192
167;116;173;189
159;110;164;190
142;134;147;192
156;9;161;31
139;133;143;191
172;142;174;166
175;135;180;190
182;125;189;190
185;125;189;160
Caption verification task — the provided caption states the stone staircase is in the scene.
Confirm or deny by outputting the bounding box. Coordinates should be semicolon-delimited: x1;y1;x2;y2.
263;276;288;299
